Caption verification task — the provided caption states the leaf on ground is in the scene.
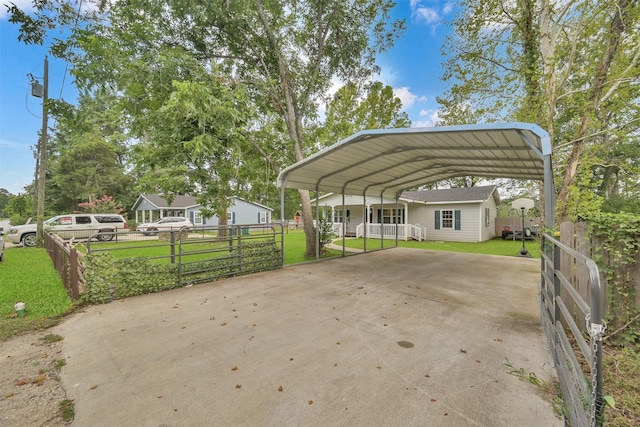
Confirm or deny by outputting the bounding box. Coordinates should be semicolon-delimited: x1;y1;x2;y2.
90;384;98;390
235;384;242;389
231;365;238;371
460;349;467;354
15;378;31;386
221;322;227;326
308;400;313;405
278;386;283;392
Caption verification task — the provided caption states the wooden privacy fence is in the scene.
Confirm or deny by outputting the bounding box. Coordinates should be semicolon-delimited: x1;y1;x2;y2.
557;221;640;328
495;216;541;235
44;232;82;299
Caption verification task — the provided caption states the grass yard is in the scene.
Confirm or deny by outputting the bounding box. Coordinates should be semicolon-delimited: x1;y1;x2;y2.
335;235;542;258
0;248;73;341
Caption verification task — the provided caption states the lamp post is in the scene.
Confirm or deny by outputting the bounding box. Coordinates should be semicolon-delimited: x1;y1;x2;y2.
517;206;531;257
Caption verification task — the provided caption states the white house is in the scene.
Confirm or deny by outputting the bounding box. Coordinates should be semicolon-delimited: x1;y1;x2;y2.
313;185;500;243
132;194;273;226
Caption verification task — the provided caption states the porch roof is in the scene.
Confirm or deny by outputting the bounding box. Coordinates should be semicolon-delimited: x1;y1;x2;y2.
277;123;551;198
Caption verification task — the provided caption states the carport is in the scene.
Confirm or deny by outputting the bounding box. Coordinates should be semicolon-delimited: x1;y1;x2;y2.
277;123;607;426
277;122;554;256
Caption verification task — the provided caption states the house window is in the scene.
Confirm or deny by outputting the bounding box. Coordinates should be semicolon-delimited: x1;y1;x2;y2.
194;212;203;226
259;212;267;224
377;208;405;224
442;210;454;228
333;209;350;223
485;207;490;227
435;210;461;230
227;212;234;224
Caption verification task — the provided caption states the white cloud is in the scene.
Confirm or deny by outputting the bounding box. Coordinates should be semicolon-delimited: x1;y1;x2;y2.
413;7;440;25
1;0;98;20
0;0;35;19
393;86;423;110
414;109;442;127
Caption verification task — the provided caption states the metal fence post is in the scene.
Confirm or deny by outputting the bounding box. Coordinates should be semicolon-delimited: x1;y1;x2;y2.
553;242;562;324
170;231;176;264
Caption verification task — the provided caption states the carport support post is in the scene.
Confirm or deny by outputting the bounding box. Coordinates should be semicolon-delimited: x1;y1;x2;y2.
341;193;346;257
362;196;367;252
395;197;399;246
380;193;384;249
315;184;320;260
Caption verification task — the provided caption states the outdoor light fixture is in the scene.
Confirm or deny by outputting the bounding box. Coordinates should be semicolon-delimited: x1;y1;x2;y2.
518;206;531;258
511;198;534;258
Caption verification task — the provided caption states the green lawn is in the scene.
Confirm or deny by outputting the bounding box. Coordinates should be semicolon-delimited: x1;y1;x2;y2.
0;247;73;340
335;236;542;258
0;231;535;340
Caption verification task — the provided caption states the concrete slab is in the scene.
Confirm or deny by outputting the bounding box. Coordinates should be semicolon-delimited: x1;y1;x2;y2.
55;248;561;426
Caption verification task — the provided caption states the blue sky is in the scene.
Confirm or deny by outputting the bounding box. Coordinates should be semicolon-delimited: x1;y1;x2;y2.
0;0;455;195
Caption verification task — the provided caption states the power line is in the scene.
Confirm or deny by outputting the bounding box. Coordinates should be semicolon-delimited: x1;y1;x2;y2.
58;0;84;100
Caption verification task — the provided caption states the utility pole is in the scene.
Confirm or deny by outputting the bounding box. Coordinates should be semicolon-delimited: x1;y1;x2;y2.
35;56;49;247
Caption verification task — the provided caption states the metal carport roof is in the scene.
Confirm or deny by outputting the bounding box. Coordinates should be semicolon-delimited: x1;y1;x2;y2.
278;122;554;229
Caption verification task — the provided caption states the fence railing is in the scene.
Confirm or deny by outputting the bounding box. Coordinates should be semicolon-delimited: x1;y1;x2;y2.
82;224;284;301
354;223;426;241
540;232;604;427
44;232;81;299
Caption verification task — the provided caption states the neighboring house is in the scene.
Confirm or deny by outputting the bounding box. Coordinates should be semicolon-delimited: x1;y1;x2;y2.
132;194;273;226
313;185;500;243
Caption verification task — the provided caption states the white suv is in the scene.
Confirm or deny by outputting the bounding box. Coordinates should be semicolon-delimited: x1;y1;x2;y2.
7;214;128;247
136;217;193;236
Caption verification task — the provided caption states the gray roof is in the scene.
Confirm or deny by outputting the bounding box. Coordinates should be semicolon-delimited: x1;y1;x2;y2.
134;194;273;211
139;194;199;209
401;185;498;204
277;123;551;198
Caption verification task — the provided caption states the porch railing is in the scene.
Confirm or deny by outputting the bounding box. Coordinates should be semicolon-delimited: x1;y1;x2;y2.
354;223;426;241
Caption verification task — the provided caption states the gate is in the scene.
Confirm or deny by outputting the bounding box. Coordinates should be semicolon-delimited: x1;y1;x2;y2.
540;232;605;427
178;223;284;286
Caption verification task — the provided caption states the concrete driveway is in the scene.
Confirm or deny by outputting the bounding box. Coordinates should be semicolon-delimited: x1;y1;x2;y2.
55;248;561;426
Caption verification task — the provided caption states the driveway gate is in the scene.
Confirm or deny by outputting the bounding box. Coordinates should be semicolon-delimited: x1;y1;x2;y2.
540;233;605;427
177;223;284;287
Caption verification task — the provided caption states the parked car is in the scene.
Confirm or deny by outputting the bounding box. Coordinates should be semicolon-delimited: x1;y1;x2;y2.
136;217;193;236
0;228;5;262
7;214;128;247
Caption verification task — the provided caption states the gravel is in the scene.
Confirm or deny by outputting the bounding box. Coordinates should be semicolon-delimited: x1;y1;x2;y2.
0;331;71;426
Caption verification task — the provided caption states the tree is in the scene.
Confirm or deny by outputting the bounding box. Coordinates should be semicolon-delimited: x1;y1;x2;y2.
5;193;32;225
47;93;135;213
0;188;10;217
438;0;640;223
317;81;411;146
